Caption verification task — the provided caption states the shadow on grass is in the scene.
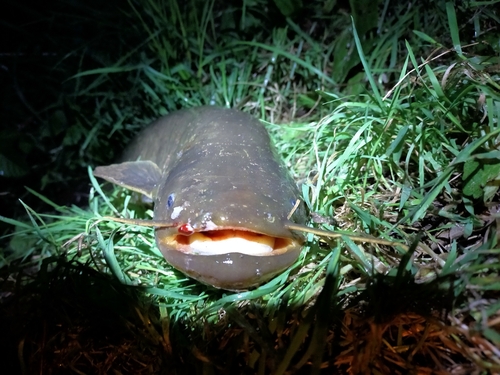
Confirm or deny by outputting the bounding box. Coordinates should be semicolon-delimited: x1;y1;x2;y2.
0;257;174;374
0;254;466;374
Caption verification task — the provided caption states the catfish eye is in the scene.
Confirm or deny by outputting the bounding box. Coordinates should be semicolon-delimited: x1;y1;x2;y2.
167;193;175;208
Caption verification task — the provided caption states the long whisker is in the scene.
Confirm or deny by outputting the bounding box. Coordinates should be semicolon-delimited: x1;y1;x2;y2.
99;216;177;228
285;223;409;250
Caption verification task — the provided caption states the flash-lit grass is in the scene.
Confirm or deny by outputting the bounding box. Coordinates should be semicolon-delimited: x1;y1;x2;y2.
1;0;500;373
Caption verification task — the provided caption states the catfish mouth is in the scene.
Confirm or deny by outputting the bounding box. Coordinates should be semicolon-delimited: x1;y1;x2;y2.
163;229;297;256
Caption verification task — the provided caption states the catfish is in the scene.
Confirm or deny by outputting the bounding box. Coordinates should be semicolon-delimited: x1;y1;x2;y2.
94;106;308;289
94;106;408;289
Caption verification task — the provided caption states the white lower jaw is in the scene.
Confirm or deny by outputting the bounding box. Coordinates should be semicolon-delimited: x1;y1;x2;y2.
188;232;274;255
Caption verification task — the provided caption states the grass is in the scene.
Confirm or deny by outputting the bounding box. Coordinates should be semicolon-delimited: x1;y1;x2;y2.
1;0;500;373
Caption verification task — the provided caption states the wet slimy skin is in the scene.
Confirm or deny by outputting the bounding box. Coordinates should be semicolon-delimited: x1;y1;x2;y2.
94;106;307;289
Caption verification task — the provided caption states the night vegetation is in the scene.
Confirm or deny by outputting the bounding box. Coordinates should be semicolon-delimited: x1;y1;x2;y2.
1;0;499;373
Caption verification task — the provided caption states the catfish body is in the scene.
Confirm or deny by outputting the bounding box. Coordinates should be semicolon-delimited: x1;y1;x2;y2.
94;106;307;289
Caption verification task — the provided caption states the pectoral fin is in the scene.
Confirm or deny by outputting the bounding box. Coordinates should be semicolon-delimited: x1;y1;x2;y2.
93;161;162;198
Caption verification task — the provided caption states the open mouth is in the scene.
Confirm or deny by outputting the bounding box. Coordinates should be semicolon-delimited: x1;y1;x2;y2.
164;229;295;256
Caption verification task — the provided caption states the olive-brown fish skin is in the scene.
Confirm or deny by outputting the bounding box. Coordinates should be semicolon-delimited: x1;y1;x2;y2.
94;106;307;289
